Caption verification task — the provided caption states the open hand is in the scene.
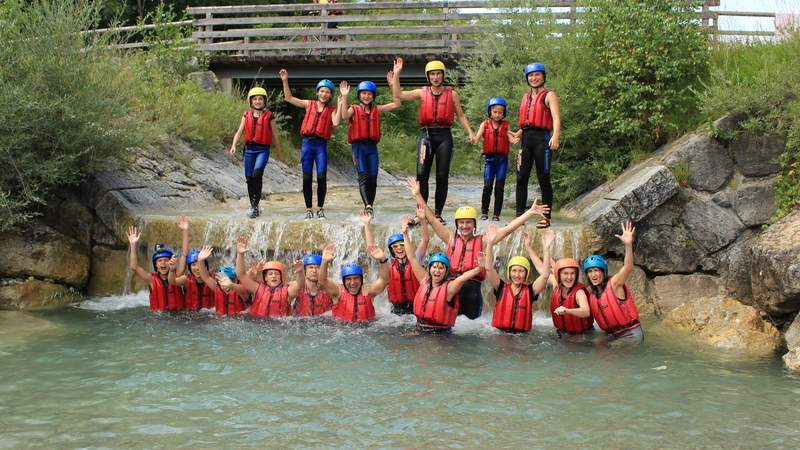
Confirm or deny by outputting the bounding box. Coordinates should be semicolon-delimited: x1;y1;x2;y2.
127;226;140;245
406;177;420;197
236;236;249;254
278;68;288;81
615;221;636;246
177;215;189;231
339;80;350;97
368;245;386;261
322;243;336;262
198;245;213;261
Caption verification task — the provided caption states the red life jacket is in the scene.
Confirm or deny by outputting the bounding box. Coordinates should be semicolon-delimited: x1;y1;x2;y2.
550;283;593;334
482;119;510;155
294;284;334;317
447;234;485;280
347;104;381;143
149;273;184;312
332;288;375;322
492;282;535;332
214;284;247;316
413;279;458;328
250;284;291;319
300;101;335;141
243;110;273;145
588;283;641;335
418;86;454;127
387;258;420;305
518;88;553;130
184;274;215;311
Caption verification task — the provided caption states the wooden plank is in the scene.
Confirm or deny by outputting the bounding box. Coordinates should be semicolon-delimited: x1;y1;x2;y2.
197;39;478;51
713;11;776;18
192;13;498;27
186;2;577;15
192;24;488;39
715;30;775;36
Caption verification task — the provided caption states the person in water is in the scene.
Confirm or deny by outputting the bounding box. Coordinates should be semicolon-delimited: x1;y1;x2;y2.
192;245;251;316
293;252;336;317
470;97;520;221
407;177;550;320
513;62;561;228
484;227;554;333
337;76;401;217
400;215;484;333
391;56;475;224
318;242;389;323
235;236;304;319
127;217;188;312
360;208;429;315
584;221;643;345
229;86;283;219
280;68;342;220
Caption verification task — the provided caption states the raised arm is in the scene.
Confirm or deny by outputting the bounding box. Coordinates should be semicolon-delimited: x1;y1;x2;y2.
406;177;451;243
319;243;341;295
365;245;390;297
279;69;309;109
451;90;475;141
167;256;183;286
391;57;422;102
378;70;402;113
494;200;551;244
338;81;354;121
532;230;554;294
483;234;500;291
197;245;216;288
402;216;427;282
446;258;483;300
127;226;150;282
176;215;189;276
609;221;636;296
415;205;430;261
287;259;305;298
235;236;261;294
270;119;283;160
360;209;376;249
229;114;246;155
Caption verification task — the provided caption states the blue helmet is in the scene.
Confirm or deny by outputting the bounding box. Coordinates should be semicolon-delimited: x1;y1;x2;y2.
486;97;507;117
427;252;450;275
316;79;335;93
341;262;364;281
217;265;237;281
187;248;209;269
524;62;546;81
583;255;608;277
386;233;405;257
357;81;377;95
303;253;323;267
151;245;174;270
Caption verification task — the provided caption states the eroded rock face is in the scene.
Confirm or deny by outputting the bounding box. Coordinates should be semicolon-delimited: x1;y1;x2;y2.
0;223;89;287
784;313;800;351
750;210;800;319
783;349;800;372
0;279;82;310
718;231;757;303
733;176;778;226
652;274;721;313
663;296;781;356
731;131;785;177
684;135;734;192
683;195;745;253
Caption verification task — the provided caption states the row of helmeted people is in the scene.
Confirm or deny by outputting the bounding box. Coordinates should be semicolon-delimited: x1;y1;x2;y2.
126;179;641;342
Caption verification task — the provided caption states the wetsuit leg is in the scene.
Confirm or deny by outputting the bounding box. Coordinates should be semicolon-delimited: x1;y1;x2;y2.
482;155;497;215
457;279;483;319
530;130;553;218
494;155;508;217
250;147;270;209
516;129;537;216
364;143;379;206
430;128;454;216
416;129;436;204
353;141;379;207
301;137;315;209
315;139;328;208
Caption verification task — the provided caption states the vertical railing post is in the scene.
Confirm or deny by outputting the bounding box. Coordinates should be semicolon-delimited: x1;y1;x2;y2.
204;12;213;56
320;4;328;57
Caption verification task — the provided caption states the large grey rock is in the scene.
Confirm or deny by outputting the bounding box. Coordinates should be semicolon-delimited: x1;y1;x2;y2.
0;223;90;287
652;274;721;313
718;231;757;303
636;225;705;273
682;134;733;192
683;195;745;253
0;279;81;310
88;245;146;296
785;313;800;350
606;260;656;316
188;70;219;91
712;112;747;138
783;348;800;372
733;176;777;226
42;190;93;246
731;131;785;177
750;210;800;319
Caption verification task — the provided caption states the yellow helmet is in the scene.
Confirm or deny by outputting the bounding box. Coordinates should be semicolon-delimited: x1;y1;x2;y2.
454;206;478;222
507;256;531;280
425;60;446;82
247;87;267;104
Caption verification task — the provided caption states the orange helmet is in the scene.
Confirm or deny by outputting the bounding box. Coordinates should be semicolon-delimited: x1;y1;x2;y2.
263;261;286;282
554;258;580;278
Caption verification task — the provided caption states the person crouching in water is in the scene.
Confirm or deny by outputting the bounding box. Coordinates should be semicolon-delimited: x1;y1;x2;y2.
337;78;401;217
169;247;216;312
550;258;593;336
127;225;184;312
584;221;643;345
318;242;389;323
191;246;250;316
293;253;335;317
471;97;520;221
484;228;554;333
360;208;430;315
399;216;484;333
229;87;283;219
235;237;304;319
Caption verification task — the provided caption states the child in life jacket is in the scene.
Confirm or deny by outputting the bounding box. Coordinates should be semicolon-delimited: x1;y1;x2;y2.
337;77;401;217
399;215;484;333
359;208;429;315
406;177;550;320
483;227;554;333
279;69;342;220
127;217;188;312
470;97;520;221
293;253;336;317
229;87;283;219
187;245;251;316
234;236;304;319
583;221;643;345
318;242;390;323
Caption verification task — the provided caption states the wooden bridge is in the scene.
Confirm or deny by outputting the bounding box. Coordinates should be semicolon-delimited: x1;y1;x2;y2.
113;1;780;89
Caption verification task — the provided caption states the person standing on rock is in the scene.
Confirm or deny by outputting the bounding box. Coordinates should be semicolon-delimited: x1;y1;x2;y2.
584;221;643;345
229;87;283;219
280;69;342;220
514;62;560;228
337;76;401;217
391;57;475;224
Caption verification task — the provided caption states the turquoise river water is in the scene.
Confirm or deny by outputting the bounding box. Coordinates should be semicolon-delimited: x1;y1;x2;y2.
2;293;799;449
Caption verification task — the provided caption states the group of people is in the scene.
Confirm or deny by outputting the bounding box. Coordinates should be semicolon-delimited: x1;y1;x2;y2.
127;181;643;344
229;57;559;228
